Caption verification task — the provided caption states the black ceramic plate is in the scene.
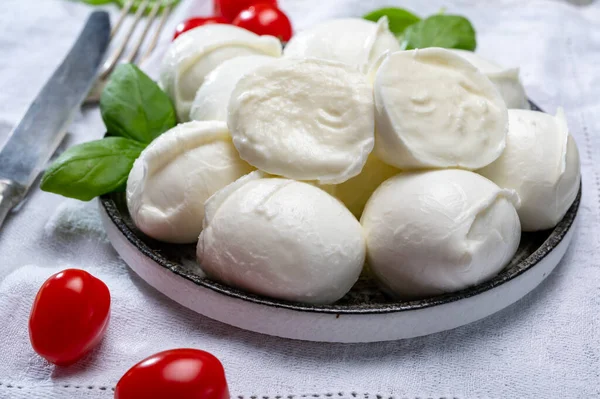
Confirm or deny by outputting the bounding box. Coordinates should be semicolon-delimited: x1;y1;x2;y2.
99;102;581;342
100;102;578;310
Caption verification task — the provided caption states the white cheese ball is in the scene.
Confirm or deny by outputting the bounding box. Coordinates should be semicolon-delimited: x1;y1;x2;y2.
361;169;521;299
373;48;508;170
450;49;529;110
334;154;399;219
478;109;580;231
228;57;375;184
284;17;401;73
197;171;366;304
160;24;282;122
126;121;254;244
189;55;277;122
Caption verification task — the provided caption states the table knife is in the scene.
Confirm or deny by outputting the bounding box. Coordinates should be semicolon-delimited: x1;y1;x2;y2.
0;11;110;228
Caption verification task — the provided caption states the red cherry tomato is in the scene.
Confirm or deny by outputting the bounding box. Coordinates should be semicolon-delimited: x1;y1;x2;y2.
233;3;292;42
214;0;278;22
28;269;110;366
114;349;229;399
173;16;229;40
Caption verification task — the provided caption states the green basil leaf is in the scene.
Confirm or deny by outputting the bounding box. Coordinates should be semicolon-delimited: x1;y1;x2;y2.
77;0;114;4
404;15;476;51
76;0;181;11
363;7;421;37
100;63;176;144
40;137;145;201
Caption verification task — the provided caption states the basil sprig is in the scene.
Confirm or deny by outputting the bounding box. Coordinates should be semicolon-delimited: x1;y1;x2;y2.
40;138;145;201
77;0;181;11
100;64;176;143
41;63;176;201
404;15;476;51
363;7;476;51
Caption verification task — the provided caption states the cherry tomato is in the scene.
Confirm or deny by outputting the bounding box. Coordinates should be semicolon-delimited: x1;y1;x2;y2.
28;269;110;366
233;3;292;42
214;0;278;22
114;349;229;399
173;16;229;40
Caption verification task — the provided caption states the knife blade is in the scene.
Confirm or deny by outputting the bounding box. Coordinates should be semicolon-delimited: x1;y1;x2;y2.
0;11;110;228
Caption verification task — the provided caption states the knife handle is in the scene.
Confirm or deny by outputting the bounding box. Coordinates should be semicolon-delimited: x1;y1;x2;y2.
0;179;26;229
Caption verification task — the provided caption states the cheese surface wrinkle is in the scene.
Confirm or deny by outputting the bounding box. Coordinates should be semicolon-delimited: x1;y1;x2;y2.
160;24;282;122
126;121;254;244
283;17;401;73
198;172;365;304
478;109;581;231
228;57;375;184
373;48;508;170
361;169;521;299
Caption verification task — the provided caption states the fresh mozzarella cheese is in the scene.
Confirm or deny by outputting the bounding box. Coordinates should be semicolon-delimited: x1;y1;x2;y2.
228;57;375;184
189;55;277;122
361;169;521;299
334;154;399;219
478;109;580;231
160;24;282;122
283;17;401;73
198;171;365;304
450;49;529;109
126;121;254;244
372;48;508;170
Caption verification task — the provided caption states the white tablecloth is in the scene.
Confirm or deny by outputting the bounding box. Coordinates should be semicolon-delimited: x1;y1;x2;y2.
1;0;599;397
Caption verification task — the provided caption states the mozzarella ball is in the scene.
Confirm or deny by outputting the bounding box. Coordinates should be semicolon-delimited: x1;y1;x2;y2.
361;169;521;299
189;55;277;122
127;121;254;243
284;17;401;73
160;24;282;122
228;57;375;185
373;49;508;170
335;154;399;219
478;109;580;231
450;49;529;110
198;172;365;304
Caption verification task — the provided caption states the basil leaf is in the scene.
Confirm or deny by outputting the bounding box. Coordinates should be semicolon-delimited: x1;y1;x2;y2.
78;0;181;11
404;15;476;51
363;7;421;37
100;63;176;144
40;137;145;201
78;0;113;4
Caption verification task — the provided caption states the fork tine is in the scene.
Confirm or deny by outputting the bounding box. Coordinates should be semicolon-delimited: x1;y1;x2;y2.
84;0;173;105
140;2;173;65
125;0;162;63
110;0;135;39
99;0;151;79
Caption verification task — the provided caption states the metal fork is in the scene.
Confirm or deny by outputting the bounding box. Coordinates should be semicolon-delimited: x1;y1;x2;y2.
84;0;173;104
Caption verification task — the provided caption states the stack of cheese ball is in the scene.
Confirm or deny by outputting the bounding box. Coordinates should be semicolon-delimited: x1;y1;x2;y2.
126;18;581;304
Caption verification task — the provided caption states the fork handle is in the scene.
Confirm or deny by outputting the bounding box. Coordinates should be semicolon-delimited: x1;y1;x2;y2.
0;179;25;229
